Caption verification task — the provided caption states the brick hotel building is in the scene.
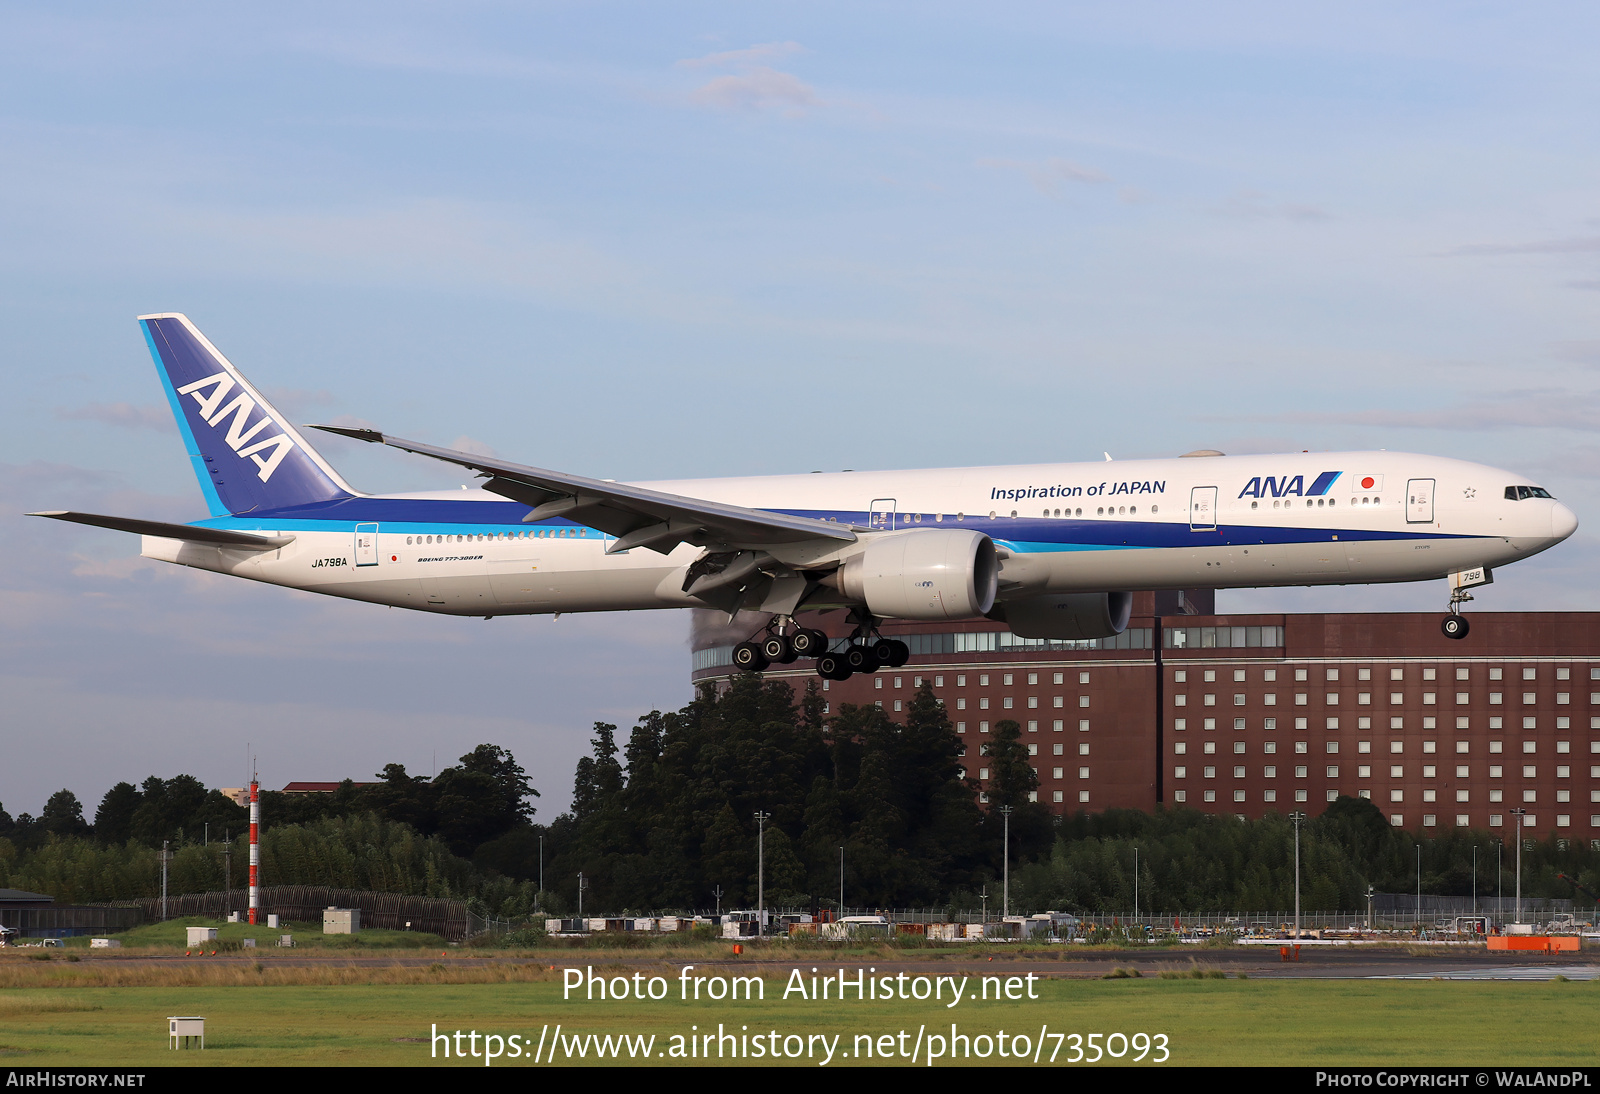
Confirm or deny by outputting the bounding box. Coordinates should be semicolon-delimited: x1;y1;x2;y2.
691;595;1600;841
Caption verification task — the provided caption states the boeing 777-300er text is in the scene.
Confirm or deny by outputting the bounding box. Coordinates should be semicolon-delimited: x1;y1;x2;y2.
32;314;1579;678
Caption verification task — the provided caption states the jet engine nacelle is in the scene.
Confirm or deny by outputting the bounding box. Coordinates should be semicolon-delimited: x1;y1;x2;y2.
991;591;1133;641
831;529;998;620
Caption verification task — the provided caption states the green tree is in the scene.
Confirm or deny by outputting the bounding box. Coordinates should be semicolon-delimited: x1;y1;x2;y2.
94;782;141;844
40;790;90;838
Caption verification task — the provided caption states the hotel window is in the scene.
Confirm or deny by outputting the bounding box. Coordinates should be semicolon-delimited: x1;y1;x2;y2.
1204;742;1217;755
1326;766;1339;778
1173;790;1187;803
1264;669;1277;681
1079;767;1090;779
1391;765;1404;777
1264;766;1277;778
1002;697;1013;709
1264;717;1278;730
1204;670;1217;682
1326;741;1339;753
1524;667;1537;681
1003;674;1013;686
1264;742;1277;754
1079;672;1090;684
1054;743;1065;756
1174;669;1187;683
1295;790;1308;802
1078;791;1089;803
1052;767;1063;780
1391;668;1404;681
1423;668;1437;681
1390;790;1404;802
1053;696;1065;708
1204;694;1217;707
979;698;990;710
1390;693;1404;705
1204;766;1216;778
1234;694;1246;706
1053;791;1064;803
1027;720;1037;732
1234;790;1246;803
1263;789;1277;802
1204;791;1216;803
1175;766;1187;779
1079;742;1090;756
979;674;989;686
1233;766;1245;778
1233;741;1246;754
1295;766;1308;778
1296;669;1309;682
1358;765;1371;778
1053;672;1064;684
1423;790;1436;803
1028;696;1038;708
1457;790;1469;802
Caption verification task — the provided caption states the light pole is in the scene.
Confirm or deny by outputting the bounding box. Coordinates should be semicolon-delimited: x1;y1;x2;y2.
161;840;169;923
838;846;845;917
998;806;1013;918
1510;809;1527;926
1133;846;1139;923
754;811;771;934
577;872;587;918
538;832;544;913
1472;845;1477;917
1415;843;1422;930
1289;812;1305;940
712;885;724;915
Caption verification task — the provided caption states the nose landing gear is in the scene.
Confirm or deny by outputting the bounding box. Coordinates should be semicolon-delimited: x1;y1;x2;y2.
1441;588;1473;640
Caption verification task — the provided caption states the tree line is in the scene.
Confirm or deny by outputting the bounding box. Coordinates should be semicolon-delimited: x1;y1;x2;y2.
2;678;1596;916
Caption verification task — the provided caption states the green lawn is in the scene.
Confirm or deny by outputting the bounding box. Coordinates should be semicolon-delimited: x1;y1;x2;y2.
0;974;1592;1067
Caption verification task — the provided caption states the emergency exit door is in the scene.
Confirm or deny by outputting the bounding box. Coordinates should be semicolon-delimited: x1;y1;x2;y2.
1406;479;1435;523
354;523;379;566
1189;487;1218;531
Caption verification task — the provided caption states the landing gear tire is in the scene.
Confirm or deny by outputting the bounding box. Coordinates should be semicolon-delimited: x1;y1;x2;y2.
1441;615;1469;640
872;639;910;667
761;635;798;664
816;652;851;680
733;642;770;671
844;644;882;674
790;628;830;658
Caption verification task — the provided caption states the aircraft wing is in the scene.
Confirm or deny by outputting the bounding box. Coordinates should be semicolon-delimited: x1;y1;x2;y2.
28;511;295;548
309;427;858;555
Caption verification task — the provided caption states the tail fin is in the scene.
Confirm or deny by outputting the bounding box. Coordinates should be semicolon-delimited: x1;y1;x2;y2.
140;314;357;515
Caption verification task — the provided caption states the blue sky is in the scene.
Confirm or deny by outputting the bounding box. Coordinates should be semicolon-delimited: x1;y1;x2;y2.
3;2;1598;818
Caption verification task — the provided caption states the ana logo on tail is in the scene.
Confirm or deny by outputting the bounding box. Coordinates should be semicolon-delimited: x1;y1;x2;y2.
175;371;296;482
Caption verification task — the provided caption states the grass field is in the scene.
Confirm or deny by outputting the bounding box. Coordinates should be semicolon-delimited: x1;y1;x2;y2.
0;960;1592;1067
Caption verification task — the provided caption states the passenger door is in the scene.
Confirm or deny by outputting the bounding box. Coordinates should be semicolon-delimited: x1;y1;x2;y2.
1189;487;1218;531
354;523;378;567
869;498;897;530
1406;479;1435;523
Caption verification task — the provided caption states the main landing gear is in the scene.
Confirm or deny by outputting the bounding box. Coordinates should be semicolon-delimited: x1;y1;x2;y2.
731;614;909;680
1441;589;1472;640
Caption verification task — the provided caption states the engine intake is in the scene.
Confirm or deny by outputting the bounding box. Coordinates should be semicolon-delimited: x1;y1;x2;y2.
830;529;998;620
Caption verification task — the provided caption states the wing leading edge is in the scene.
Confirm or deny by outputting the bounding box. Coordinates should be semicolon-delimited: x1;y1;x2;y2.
308;426;858;556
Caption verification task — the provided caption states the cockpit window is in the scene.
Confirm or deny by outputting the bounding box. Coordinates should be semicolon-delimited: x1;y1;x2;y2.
1505;486;1555;501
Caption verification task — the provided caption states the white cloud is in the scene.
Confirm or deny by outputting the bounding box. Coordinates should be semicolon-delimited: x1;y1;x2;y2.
54;402;175;433
980;157;1111;198
690;66;818;111
676;41;804;70
1211;189;1333;223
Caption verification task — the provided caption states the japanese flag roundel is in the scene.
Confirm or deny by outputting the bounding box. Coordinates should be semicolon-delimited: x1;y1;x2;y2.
1354;474;1384;492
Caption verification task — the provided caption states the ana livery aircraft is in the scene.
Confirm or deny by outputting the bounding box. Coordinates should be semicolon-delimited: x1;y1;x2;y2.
33;314;1578;679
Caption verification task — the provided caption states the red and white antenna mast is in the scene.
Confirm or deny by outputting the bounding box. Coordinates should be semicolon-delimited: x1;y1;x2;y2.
248;767;260;925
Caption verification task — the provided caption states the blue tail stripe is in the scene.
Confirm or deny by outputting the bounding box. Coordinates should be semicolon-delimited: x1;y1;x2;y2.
144;322;228;518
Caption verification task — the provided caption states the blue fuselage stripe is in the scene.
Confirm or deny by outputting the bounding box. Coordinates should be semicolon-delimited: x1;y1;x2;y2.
189;498;1476;549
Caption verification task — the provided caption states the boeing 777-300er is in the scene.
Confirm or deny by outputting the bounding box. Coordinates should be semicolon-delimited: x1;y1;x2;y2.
32;314;1579;678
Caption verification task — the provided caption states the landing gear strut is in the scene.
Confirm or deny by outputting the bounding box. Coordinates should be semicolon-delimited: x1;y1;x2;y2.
732;615;830;674
1441;590;1472;640
728;612;909;680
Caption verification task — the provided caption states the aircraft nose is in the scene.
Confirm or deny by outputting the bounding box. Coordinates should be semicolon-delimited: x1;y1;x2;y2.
1552;502;1579;541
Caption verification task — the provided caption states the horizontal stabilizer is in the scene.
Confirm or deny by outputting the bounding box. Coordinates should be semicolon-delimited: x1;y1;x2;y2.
28;511;294;548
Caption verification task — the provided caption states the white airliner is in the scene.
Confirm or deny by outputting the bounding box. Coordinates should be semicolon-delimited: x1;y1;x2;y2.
33;314;1578;678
